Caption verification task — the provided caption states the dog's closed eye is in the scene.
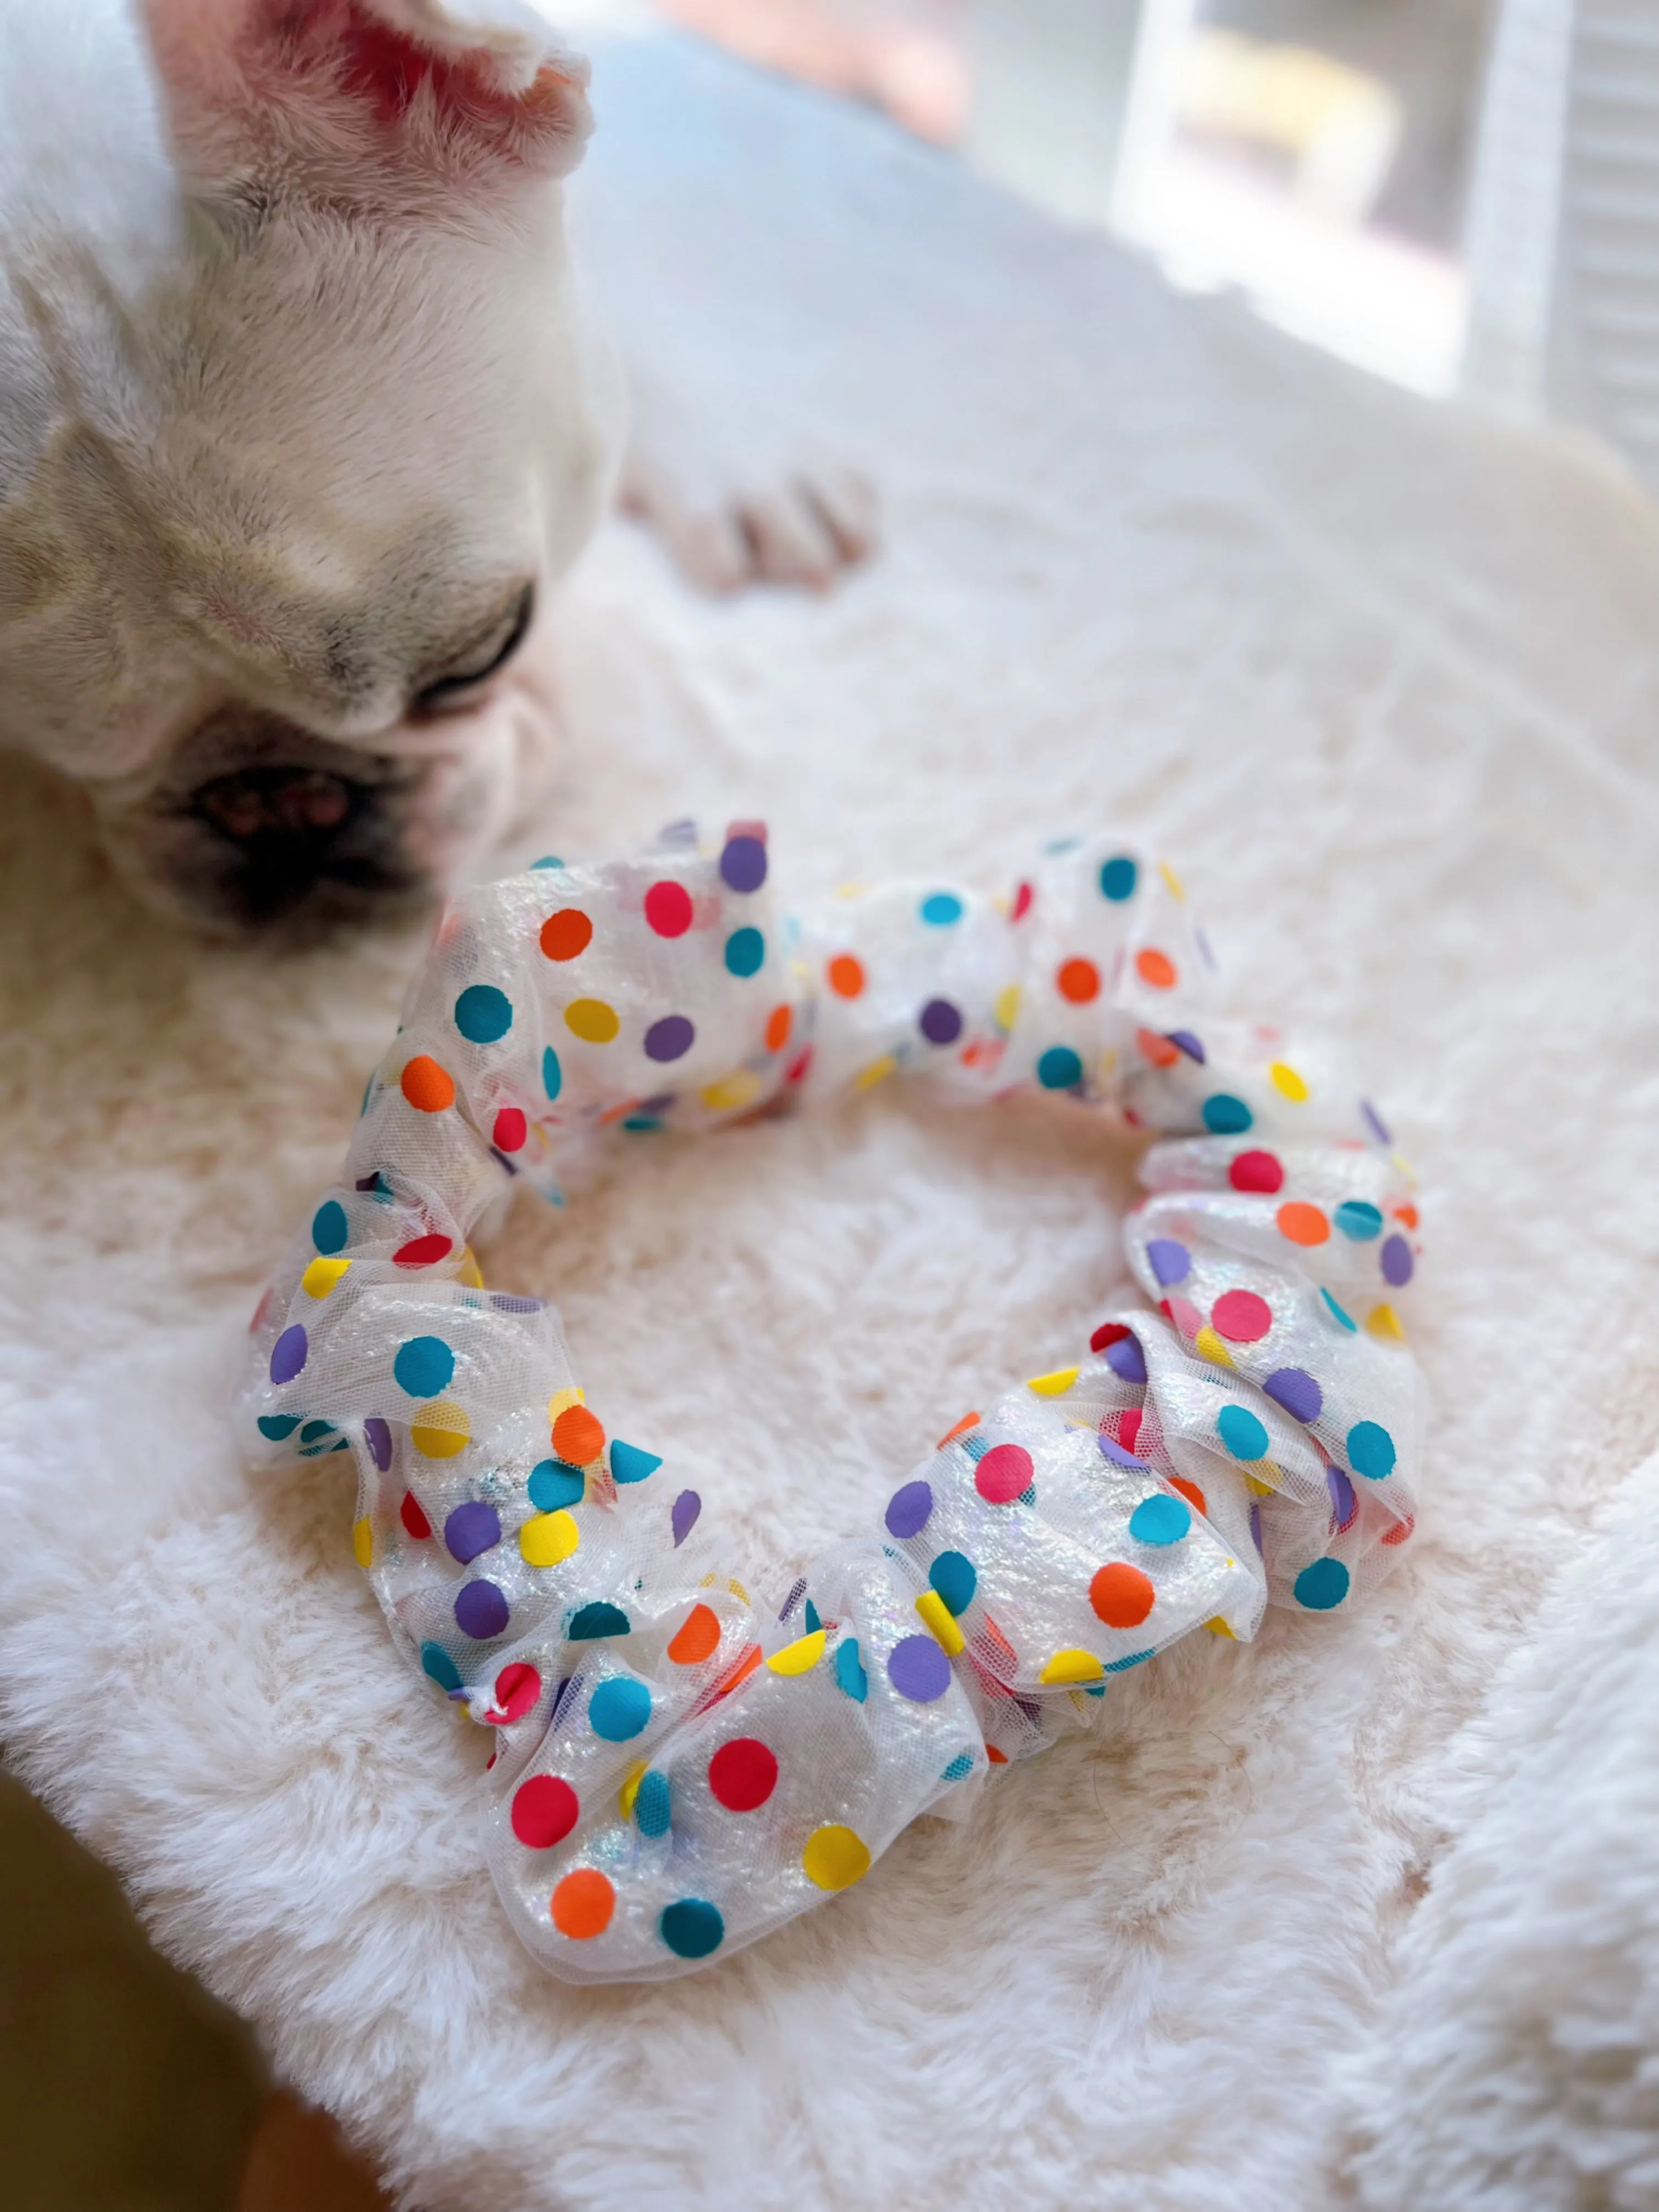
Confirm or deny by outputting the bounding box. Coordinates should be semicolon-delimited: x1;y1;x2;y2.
412;583;535;717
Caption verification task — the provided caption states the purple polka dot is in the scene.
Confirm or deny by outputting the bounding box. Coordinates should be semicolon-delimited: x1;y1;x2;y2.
1105;1333;1148;1385
1381;1235;1414;1287
919;997;963;1045
445;1500;501;1565
1100;1434;1151;1472
719;835;767;894
671;1490;701;1546
1146;1238;1191;1288
1167;1029;1206;1063
1327;1465;1357;1531
887;1634;952;1703
1249;1501;1263;1554
269;1325;307;1386
1264;1367;1323;1423
364;1416;392;1472
454;1580;509;1640
644;1014;695;1063
1361;1099;1392;1146
885;1479;934;1539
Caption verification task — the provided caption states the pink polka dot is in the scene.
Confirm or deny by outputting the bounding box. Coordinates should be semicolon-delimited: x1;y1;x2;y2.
975;1443;1034;1505
644;880;694;938
1213;1289;1273;1343
1165;1296;1201;1339
1229;1150;1284;1194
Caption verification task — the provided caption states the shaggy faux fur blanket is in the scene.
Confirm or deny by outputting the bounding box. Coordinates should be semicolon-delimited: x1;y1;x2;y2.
4;30;1658;2211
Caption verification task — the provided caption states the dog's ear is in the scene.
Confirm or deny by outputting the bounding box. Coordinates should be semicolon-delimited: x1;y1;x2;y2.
140;0;592;202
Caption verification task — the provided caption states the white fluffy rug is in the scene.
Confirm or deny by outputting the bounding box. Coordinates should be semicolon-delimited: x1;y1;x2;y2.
5;29;1659;2211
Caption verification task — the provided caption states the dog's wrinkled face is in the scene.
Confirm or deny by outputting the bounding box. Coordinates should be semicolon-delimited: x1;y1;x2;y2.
0;0;619;936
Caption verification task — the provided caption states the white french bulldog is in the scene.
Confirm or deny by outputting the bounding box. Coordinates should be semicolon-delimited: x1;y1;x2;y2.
0;0;874;934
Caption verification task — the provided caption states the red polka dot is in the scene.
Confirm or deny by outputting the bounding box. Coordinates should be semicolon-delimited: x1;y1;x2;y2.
400;1490;431;1540
393;1233;453;1268
1136;1027;1179;1068
1168;1476;1207;1518
1057;957;1100;1005
1229;1150;1284;1194
986;1743;1009;1764
1117;1407;1144;1454
708;1737;778;1812
491;1662;541;1724
1090;1562;1155;1628
1090;1321;1131;1354
643;879;693;938
552;1405;606;1465
401;1056;454;1113
512;1773;578;1848
1213;1289;1273;1343
493;1107;527;1152
975;1443;1034;1505
1381;1515;1415;1547
540;908;592;962
765;1004;792;1053
1011;881;1034;921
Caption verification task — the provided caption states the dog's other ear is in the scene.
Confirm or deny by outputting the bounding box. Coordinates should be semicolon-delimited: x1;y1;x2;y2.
140;0;592;203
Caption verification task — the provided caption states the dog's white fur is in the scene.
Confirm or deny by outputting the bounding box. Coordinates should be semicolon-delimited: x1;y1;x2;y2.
0;0;872;935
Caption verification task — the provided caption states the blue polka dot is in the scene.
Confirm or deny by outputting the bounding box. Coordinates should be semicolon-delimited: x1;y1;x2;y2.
393;1335;454;1398
1295;1557;1350;1611
635;1770;672;1838
420;1640;462;1693
542;1046;562;1101
270;1325;307;1387
1217;1404;1270;1461
1037;1046;1084;1091
1146;1237;1191;1287
1202;1094;1253;1135
529;1459;584;1511
611;1439;662;1485
1129;1494;1192;1545
661;1898;724;1959
453;983;513;1044
920;891;963;926
1347;1421;1397;1481
724;926;764;978
1334;1200;1383;1240
941;1751;975;1782
1322;1289;1358;1332
589;1678;651;1742
1100;855;1138;901
257;1413;300;1442
835;1638;868;1702
569;1601;630;1639
929;1550;977;1616
311;1200;348;1255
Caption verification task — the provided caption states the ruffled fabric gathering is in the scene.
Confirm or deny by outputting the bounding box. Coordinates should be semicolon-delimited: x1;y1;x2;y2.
241;825;1423;1983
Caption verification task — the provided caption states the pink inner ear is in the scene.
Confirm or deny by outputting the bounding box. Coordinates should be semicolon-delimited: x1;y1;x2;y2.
337;10;578;145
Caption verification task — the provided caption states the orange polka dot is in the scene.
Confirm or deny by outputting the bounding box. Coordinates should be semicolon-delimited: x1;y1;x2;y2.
1394;1203;1419;1230
936;1410;981;1449
668;1603;722;1665
1168;1476;1208;1518
765;1004;792;1052
1090;1561;1155;1629
1276;1202;1330;1246
540;908;592;962
827;953;865;999
1135;947;1177;990
702;1643;762;1710
1057;957;1100;1005
1136;1027;1179;1067
401;1055;455;1113
985;1744;1009;1765
552;1405;606;1466
551;1868;614;1940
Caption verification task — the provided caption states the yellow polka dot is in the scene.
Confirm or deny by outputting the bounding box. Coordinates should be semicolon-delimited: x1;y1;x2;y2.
701;1069;764;1113
802;1824;872;1892
854;1054;897;1092
458;1248;484;1289
1027;1365;1080;1397
994;983;1022;1034
565;997;620;1044
519;1510;580;1568
619;1759;648;1819
352;1517;373;1570
1245;1473;1276;1497
302;1256;352;1300
1194;1325;1235;1368
834;880;869;901
728;1577;750;1604
1367;1302;1407;1341
411;1401;470;1459
1097;1045;1119;1080
547;1387;584;1425
766;1628;825;1677
1269;1061;1309;1102
915;1590;965;1656
1205;1616;1236;1638
1158;860;1186;900
1040;1648;1105;1685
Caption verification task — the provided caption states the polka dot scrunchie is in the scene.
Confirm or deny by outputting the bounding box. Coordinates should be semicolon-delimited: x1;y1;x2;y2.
243;825;1422;1982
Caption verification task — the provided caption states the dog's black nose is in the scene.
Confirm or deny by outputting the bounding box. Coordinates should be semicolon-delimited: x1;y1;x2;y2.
186;763;415;928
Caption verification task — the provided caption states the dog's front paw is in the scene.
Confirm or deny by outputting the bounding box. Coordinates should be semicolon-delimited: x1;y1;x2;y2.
618;427;878;595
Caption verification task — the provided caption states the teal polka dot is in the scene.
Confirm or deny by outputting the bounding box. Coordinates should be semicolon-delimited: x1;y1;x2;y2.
1037;1045;1084;1091
531;855;564;869
299;1419;336;1445
941;1751;975;1782
393;1335;454;1398
311;1200;348;1255
1105;1648;1155;1672
528;1459;584;1511
1334;1201;1384;1240
454;984;513;1044
420;1640;462;1693
724;926;765;978
1129;1494;1191;1545
1217;1404;1270;1461
929;1550;977;1616
1294;1557;1350;1610
257;1414;300;1442
1322;1288;1358;1332
570;1601;630;1639
1347;1421;1397;1481
1202;1094;1253;1135
1100;855;1138;901
804;1599;822;1633
610;1440;663;1485
635;1770;672;1838
920;891;963;926
622;1116;662;1133
660;1898;723;1959
835;1638;868;1703
542;1046;562;1102
589;1678;651;1742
